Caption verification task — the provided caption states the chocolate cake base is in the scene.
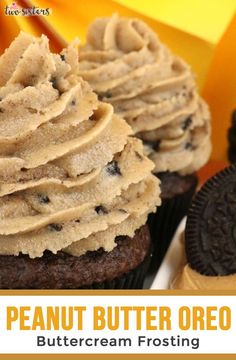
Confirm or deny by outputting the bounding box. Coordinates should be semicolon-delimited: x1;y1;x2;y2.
0;225;151;289
148;172;198;272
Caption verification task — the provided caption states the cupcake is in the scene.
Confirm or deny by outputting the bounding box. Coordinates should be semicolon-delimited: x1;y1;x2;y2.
79;14;212;269
228;110;236;163
172;164;236;289
0;32;161;289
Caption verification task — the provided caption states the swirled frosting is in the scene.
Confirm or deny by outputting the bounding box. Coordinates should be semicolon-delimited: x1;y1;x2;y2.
0;32;161;258
79;14;211;175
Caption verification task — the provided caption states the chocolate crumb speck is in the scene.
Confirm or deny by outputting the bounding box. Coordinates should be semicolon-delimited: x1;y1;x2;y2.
106;161;122;176
50;77;58;90
105;92;112;98
144;140;155;148
89;113;96;121
98;92;112;100
154;140;161;152
37;193;50;204
48;223;63;232
95;205;108;215
118;209;127;214
75;219;80;223
182;117;192;131
185;142;193;150
60;54;66;61
144;140;161;152
135;151;143;160
21;168;27;172
71;99;76;106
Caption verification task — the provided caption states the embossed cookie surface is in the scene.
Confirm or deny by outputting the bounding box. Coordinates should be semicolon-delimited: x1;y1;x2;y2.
185;164;236;276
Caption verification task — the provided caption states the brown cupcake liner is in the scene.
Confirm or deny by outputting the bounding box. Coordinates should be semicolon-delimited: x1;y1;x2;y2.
148;176;197;273
79;253;151;289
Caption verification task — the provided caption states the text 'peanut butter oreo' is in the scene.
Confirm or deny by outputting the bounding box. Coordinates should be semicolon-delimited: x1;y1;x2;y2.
185;164;236;276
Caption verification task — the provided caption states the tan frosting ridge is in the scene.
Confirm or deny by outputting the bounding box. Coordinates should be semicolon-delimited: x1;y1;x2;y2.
79;14;211;175
0;32;161;258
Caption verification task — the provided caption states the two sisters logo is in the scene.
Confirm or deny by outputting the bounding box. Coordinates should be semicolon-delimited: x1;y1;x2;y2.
5;2;51;16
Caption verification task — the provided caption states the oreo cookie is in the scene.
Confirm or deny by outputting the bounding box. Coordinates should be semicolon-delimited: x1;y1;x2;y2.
185;164;236;276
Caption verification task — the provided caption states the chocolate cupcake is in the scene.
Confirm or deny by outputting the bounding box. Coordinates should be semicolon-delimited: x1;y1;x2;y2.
227;110;236;163
79;14;212;269
172;164;236;289
0;32;161;289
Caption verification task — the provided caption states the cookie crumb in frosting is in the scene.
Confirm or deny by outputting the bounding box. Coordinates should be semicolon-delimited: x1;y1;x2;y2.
106;161;122;176
50;77;58;90
118;209;127;214
182;117;192;131
60;54;66;61
185;142;193;150
95;205;108;215
135;151;143;160
37;193;50;204
48;223;63;232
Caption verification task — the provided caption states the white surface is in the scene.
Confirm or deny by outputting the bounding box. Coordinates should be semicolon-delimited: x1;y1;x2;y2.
2;294;236;353
151;217;186;289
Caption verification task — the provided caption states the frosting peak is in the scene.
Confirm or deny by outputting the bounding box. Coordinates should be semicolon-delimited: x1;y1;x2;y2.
0;32;161;258
86;14;159;53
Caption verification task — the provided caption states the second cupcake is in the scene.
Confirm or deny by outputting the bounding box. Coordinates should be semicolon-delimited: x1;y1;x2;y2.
79;14;212;270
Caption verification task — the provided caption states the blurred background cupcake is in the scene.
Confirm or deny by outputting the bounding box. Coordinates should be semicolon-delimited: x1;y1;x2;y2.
79;14;212;270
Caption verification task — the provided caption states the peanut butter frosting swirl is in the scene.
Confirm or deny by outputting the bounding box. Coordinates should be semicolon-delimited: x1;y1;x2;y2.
172;265;236;290
79;14;211;175
0;32;161;258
